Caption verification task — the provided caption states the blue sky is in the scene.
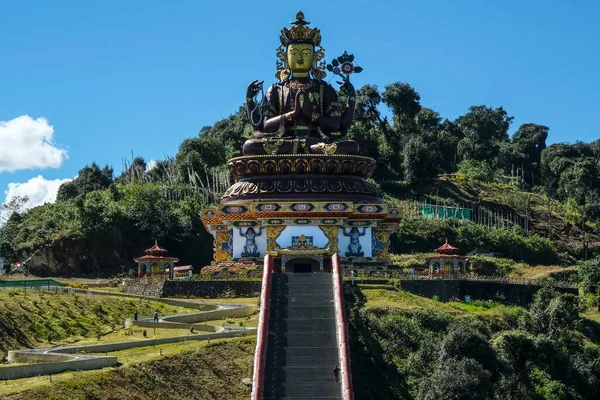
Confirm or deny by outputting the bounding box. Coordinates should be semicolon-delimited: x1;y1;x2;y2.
1;0;599;210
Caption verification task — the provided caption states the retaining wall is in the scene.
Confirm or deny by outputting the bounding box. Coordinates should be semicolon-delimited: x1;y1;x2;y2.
123;279;165;297
3;329;255;380
399;279;578;305
0;356;117;380
162;280;262;298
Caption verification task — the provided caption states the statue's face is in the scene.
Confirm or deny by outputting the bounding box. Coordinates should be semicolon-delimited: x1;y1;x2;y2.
246;228;255;239
350;228;359;238
287;43;314;73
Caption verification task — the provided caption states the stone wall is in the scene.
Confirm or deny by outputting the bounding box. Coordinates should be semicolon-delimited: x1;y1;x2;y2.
0;356;117;381
123;279;166;298
399;279;578;306
162;280;262;298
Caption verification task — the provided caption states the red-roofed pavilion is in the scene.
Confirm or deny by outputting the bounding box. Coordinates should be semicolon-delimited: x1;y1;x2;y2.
426;240;469;274
134;241;179;278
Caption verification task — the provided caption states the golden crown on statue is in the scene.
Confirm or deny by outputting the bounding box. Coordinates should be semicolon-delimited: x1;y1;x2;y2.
280;11;322;46
276;11;327;81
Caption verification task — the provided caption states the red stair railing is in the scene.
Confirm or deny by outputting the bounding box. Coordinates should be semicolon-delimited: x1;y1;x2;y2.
332;254;354;400
251;254;274;400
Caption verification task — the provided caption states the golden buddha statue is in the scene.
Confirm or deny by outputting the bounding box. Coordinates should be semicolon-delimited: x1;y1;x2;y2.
243;11;359;156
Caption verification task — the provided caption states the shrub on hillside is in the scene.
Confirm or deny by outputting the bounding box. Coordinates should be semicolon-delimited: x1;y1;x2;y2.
528;288;580;335
468;256;516;276
390;253;428;270
457;224;558;265
579;257;600;294
391;217;559;266
457;160;499;182
418;357;494;400
391;217;457;254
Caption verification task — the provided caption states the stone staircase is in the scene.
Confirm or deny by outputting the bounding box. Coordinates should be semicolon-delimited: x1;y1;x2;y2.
264;272;342;400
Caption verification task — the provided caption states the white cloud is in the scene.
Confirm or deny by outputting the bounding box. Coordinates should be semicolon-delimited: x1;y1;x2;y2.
0;115;67;173
146;159;157;171
1;175;72;222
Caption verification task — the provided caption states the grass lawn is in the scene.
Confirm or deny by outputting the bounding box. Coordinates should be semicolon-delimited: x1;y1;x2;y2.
207;313;259;328
0;290;201;359
359;284;463;314
197;296;259;304
511;264;577;279
359;284;525;321
360;283;600;334
1;337;255;399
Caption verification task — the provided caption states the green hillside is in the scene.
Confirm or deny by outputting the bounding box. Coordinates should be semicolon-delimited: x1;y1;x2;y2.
0;290;197;360
4;338;255;400
2;81;600;276
347;285;600;400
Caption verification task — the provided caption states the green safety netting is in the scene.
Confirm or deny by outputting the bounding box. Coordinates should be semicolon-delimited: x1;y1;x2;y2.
0;279;64;287
421;205;471;220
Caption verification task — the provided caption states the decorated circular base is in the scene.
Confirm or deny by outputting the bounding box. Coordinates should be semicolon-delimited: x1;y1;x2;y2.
227;154;377;179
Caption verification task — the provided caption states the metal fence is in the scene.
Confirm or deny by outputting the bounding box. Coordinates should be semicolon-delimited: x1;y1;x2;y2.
0;279;64;289
341;271;578;289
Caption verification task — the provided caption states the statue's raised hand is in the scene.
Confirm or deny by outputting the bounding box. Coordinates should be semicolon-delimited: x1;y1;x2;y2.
298;89;315;119
290;90;304;118
246;80;264;99
337;80;356;98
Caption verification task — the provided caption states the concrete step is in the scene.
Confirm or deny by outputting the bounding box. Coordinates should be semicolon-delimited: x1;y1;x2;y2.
264;365;342;383
272;294;335;307
263;396;342;400
279;273;333;282
276;318;336;332
266;346;339;366
264;382;342;398
268;331;337;348
272;284;334;295
272;307;336;319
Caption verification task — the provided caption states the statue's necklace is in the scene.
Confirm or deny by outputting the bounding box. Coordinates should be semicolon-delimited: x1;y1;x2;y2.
289;80;313;90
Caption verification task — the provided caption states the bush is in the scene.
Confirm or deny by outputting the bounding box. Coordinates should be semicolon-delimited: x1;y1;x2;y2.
392;217;559;266
68;283;89;289
579;257;600;294
457;160;499;182
457;224;558;265
391;217;458;254
493;330;535;371
439;324;499;380
390;253;428;269
418;357;493;400
529;288;579;335
469;256;516;275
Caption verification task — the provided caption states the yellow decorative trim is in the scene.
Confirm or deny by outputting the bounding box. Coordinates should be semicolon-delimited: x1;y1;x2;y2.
213;230;231;262
262;138;285;155
227;154;375;161
315;142;337;155
266;225;286;253
320;225;339;255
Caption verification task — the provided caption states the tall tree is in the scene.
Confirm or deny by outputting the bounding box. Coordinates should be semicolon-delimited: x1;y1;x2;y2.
57;163;114;201
510;123;549;184
382;82;422;178
0;195;29;224
456;106;513;170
